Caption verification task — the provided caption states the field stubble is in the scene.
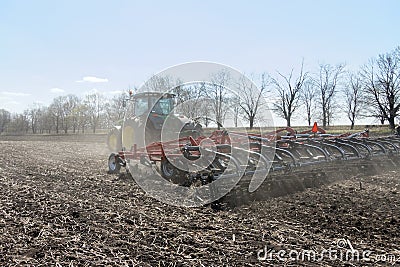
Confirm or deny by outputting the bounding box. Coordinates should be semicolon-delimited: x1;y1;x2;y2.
0;135;399;266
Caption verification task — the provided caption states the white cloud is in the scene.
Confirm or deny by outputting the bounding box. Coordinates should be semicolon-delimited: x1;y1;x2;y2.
0;91;31;97
76;76;109;83
50;87;65;93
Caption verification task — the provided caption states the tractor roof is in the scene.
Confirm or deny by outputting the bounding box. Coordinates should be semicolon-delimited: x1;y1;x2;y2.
132;91;175;99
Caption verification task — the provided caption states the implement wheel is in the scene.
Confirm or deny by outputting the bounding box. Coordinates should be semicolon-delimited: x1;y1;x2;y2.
108;153;121;174
160;159;187;185
160;159;178;179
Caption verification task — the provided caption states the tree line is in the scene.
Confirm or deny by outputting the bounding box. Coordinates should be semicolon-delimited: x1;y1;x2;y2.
1;46;399;134
271;46;400;129
148;46;400;130
0;93;126;134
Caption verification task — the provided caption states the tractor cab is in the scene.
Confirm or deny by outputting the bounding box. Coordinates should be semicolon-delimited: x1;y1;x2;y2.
107;91;203;152
127;92;177;131
128;92;175;117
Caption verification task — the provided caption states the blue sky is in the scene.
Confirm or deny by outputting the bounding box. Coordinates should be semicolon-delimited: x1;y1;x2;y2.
0;0;399;125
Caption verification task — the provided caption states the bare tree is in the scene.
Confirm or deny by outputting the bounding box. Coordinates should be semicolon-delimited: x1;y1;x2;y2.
361;47;400;129
141;75;181;93
37;106;52;134
236;73;268;129
344;73;364;129
209;70;231;129
74;103;90;133
84;93;106;133
371;109;386;125
316;63;346;127
200;100;212;127
104;92;128;127
230;96;241;127
300;80;317;126
26;103;44;134
0;109;11;133
49;96;64;134
62;95;79;133
7;113;29;133
173;82;207;120
271;61;307;127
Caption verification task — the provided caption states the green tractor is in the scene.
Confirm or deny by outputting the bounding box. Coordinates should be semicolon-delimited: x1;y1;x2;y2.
106;91;203;152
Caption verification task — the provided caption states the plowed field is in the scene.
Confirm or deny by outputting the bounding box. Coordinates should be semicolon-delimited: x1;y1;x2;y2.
0;136;399;266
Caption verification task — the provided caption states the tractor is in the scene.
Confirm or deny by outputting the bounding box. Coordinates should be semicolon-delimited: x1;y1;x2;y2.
106;93;400;208
106;91;203;152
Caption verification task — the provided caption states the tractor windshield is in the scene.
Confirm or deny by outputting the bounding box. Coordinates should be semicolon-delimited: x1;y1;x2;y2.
150;97;174;115
134;97;149;116
134;94;175;116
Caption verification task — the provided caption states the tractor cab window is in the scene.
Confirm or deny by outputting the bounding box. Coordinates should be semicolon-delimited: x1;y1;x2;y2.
134;97;148;116
150;97;174;115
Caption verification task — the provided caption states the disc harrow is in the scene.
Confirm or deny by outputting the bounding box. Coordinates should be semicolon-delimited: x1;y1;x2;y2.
108;126;400;206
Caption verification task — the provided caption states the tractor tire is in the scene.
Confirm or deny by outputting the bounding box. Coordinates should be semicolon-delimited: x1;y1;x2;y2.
108;153;121;174
106;127;122;152
122;119;141;150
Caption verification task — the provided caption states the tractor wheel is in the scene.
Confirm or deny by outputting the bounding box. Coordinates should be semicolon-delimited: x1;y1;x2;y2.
106;127;122;152
108;153;121;174
122;119;140;150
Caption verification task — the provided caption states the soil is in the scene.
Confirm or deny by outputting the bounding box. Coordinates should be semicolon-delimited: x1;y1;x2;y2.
0;135;399;266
